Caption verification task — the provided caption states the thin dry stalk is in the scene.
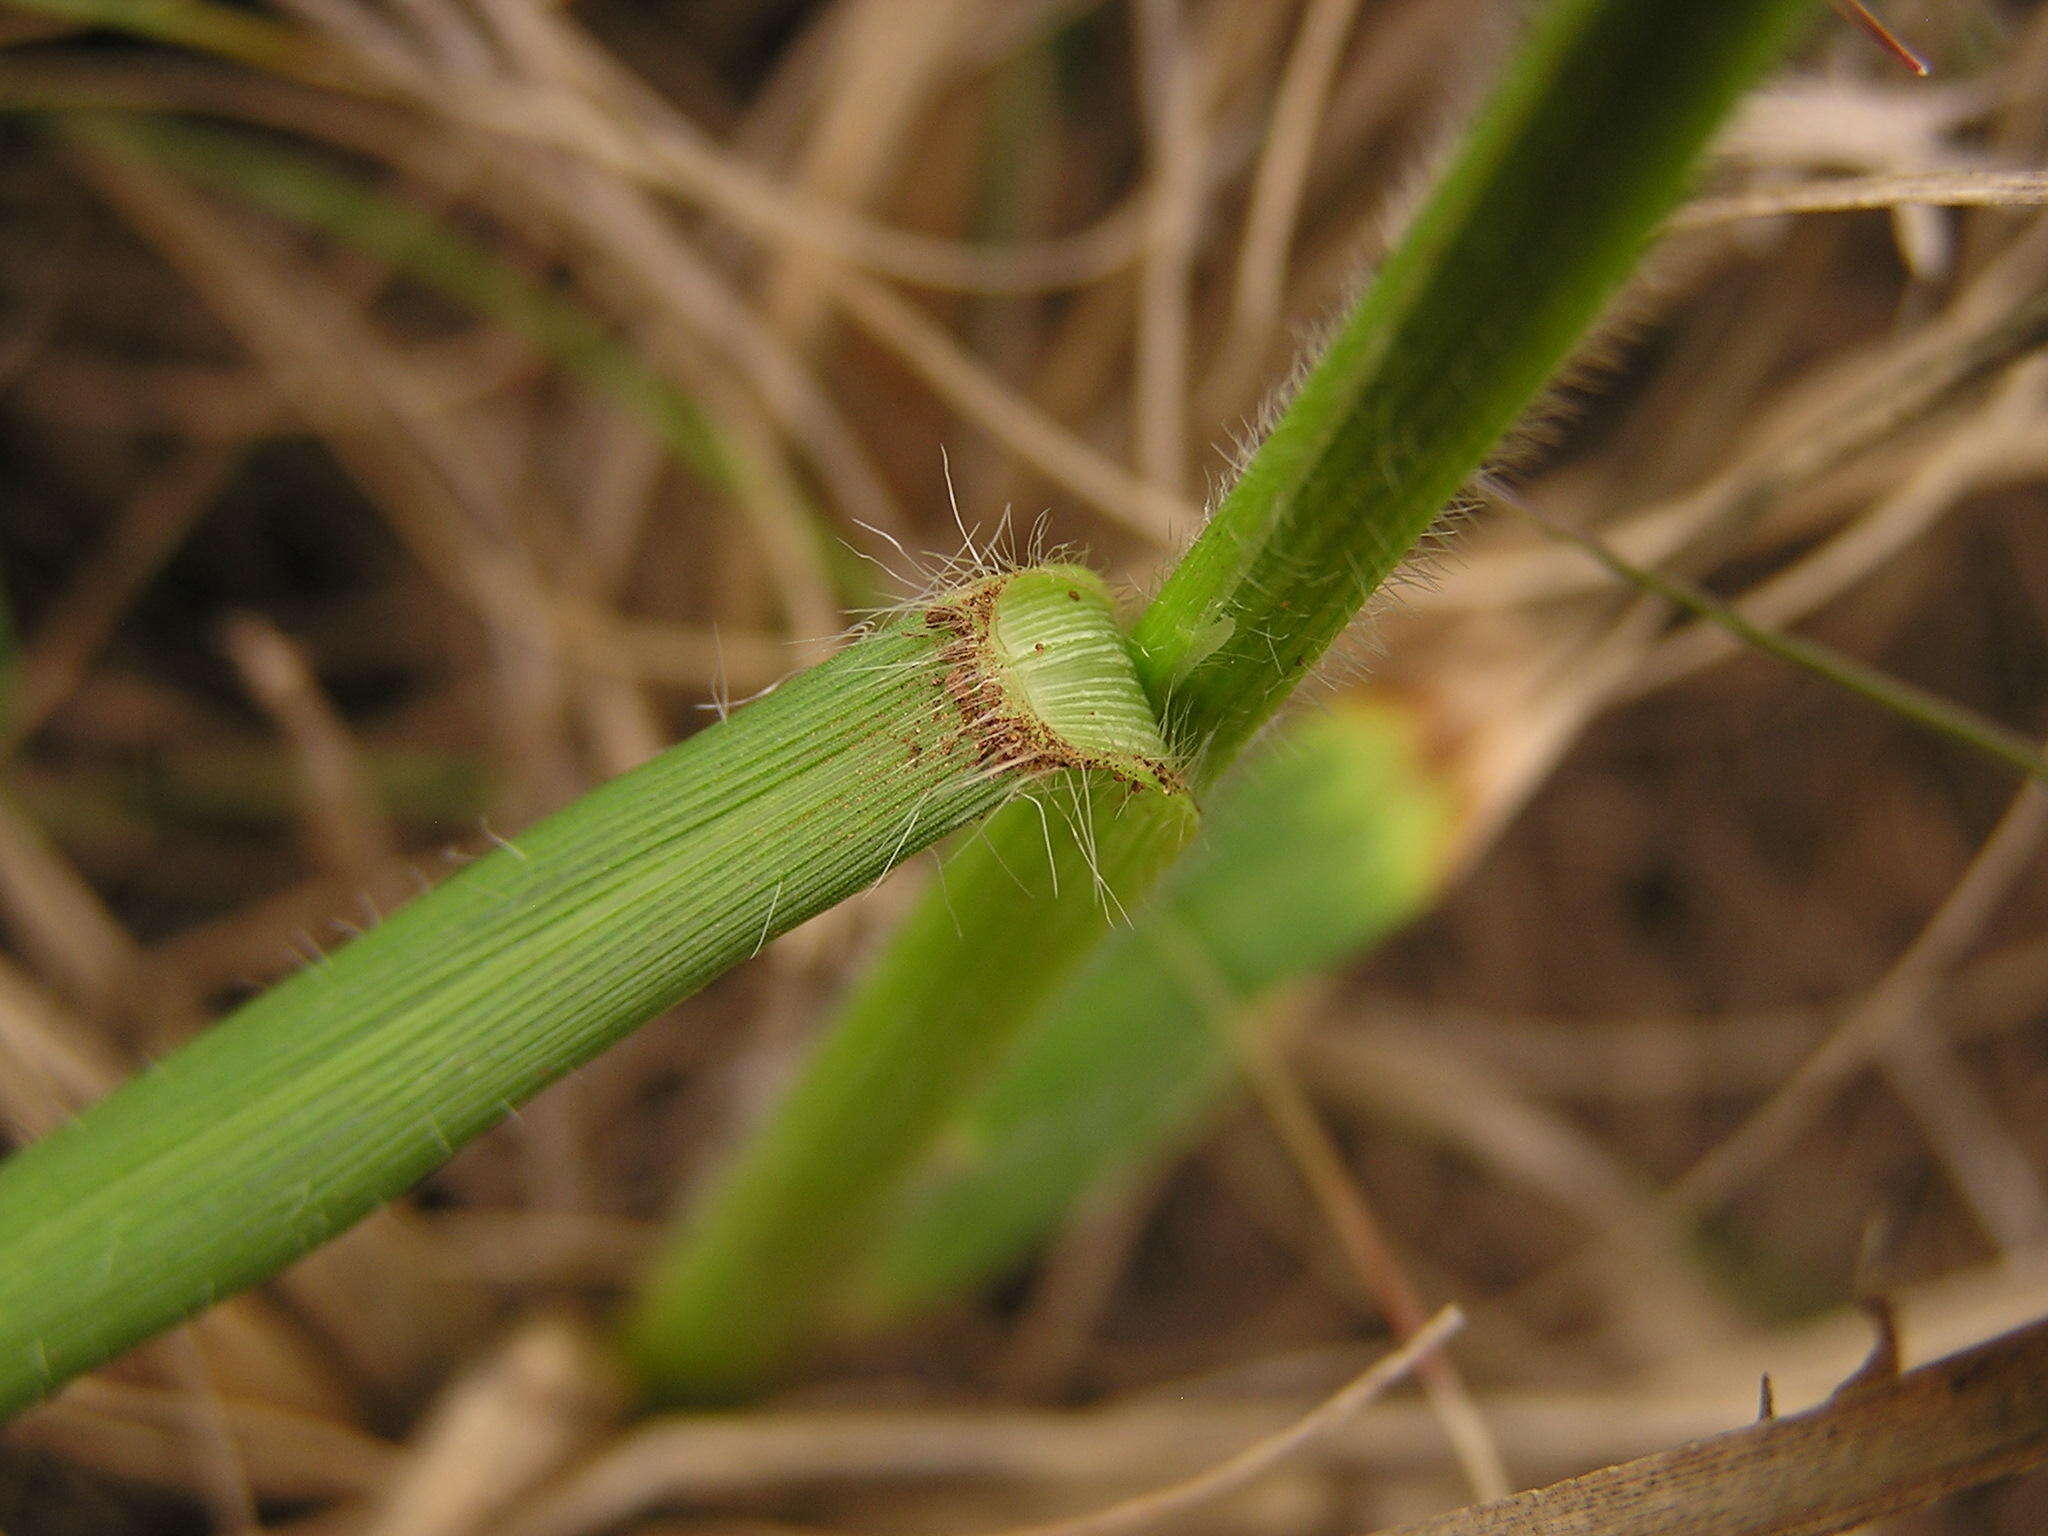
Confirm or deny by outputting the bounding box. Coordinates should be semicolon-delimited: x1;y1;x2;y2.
222;611;401;886
1229;996;1511;1503
1672;168;2048;228
0;951;122;1140
159;1327;262;1535
983;1310;1463;1536
1130;0;1201;497
401;3;1148;295
1212;0;1365;405
762;0;971;343
358;1320;623;1536
1672;753;2048;1216
1303;1026;1745;1361
828;268;1193;540
1370;1314;2048;1536
0;790;145;1012
7;440;245;744
994;1165;1176;1399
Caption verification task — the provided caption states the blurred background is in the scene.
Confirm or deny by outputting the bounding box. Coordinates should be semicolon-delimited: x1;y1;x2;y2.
2;0;2048;1531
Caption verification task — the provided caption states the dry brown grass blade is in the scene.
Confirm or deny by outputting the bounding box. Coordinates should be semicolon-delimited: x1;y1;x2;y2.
357;1319;623;1536
1672;746;2048;1219
471;1265;2048;1536
157;1327;261;1534
0;790;145;1012
1228;991;1511;1503
1419;268;2048;615
1130;0;1201;498
1370;1312;2048;1536
1631;362;2048;696
1380;929;2048;1100
0;951;122;1140
494;1318;1461;1536
979;1310;1462;1536
221;612;401;888
761;0;971;344
827;268;1194;541
994;1166;1176;1398
391;2;1148;296
493;145;908;560
1210;0;1365;406
7;1375;397;1504
1671;169;2048;228
1303;1026;1745;1363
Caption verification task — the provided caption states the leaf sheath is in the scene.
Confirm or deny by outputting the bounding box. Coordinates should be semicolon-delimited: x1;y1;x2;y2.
627;0;1816;1398
0;569;1156;1416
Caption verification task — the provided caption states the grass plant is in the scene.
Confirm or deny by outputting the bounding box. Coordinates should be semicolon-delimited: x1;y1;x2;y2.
626;0;1814;1398
3;0;2047;1529
852;701;1454;1326
0;0;1915;1427
0;564;1176;1413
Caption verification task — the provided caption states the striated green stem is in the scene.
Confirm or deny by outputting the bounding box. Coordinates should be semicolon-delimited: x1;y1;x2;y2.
627;0;1814;1399
1133;0;1813;772
623;575;1198;1399
0;565;1159;1417
852;702;1453;1323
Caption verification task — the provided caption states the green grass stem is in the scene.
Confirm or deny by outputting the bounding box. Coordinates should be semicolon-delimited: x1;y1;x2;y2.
1131;0;1814;772
853;702;1452;1322
625;0;1815;1401
0;566;1164;1416
623;571;1198;1399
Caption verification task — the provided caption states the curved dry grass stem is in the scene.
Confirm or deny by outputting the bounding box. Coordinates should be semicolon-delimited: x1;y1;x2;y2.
1672;754;2048;1218
1131;0;1201;498
1305;1027;1743;1361
0;793;144;1013
1218;0;1366;381
984;1309;1464;1536
0;954;122;1143
1374;1316;2048;1536
221;613;400;888
410;12;1151;296
763;0;970;343
356;1320;621;1536
1631;364;2048;695
1671;169;2048;228
1108;908;1507;1502
1421;268;2048;616
828;269;1195;542
159;1328;260;1535
1228;992;1510;1503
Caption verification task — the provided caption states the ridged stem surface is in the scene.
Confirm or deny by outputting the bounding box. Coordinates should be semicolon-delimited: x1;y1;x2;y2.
0;567;1153;1416
626;0;1816;1399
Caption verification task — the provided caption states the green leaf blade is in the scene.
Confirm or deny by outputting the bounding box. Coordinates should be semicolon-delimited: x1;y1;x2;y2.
1133;0;1816;771
0;563;1170;1416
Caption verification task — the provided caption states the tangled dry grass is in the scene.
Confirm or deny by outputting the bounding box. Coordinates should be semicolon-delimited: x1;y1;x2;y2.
2;0;2048;1531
